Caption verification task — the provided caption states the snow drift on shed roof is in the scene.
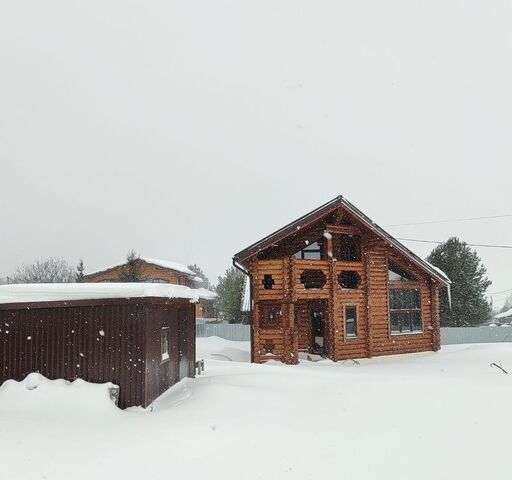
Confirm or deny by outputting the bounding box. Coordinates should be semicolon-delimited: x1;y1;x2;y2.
0;283;214;305
86;257;196;277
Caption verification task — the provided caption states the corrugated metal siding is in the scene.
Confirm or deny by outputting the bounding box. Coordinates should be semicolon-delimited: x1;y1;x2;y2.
0;303;145;409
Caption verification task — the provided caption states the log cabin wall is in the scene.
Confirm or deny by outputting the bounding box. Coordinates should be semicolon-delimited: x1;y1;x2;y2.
86;260;192;287
247;218;443;364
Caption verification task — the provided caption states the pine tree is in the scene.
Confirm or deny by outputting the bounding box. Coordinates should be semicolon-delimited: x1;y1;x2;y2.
216;267;245;323
75;259;85;283
427;237;492;326
187;264;211;289
117;250;148;282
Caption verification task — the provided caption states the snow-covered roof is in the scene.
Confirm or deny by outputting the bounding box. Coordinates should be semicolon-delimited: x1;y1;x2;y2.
424;261;451;284
86;257;196;278
495;307;512;320
140;258;196;276
194;288;218;301
241;276;251;312
0;283;215;305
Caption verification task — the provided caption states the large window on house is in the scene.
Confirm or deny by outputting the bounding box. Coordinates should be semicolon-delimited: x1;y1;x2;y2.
345;306;358;338
389;288;422;334
340;235;361;261
161;327;170;362
294;241;322;260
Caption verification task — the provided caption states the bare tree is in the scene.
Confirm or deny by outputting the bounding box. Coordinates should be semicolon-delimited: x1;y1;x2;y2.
9;258;75;284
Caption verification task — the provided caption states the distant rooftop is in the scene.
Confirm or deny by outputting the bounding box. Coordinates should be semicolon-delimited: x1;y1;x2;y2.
86;257;196;278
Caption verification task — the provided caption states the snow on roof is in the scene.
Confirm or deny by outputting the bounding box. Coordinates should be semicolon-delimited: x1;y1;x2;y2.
140;258;196;276
424;261;451;284
241;275;251;312
194;288;218;301
86;257;196;277
0;283;214;305
495;307;512;320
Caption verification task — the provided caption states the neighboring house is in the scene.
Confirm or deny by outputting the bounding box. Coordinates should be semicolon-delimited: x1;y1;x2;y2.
85;257;217;319
493;308;512;325
0;283;211;408
233;195;451;364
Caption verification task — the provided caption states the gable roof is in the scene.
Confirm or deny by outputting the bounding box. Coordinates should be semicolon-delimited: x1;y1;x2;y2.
85;257;196;279
233;195;451;287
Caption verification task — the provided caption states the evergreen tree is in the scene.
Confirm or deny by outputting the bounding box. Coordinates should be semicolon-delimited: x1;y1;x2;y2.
75;258;85;283
117;250;148;282
216;267;245;323
187;264;211;290
427;237;492;326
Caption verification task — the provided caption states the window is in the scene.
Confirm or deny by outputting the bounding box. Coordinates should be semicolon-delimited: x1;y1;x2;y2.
161;327;170;362
345;306;357;338
293;241;322;260
340;235;361;261
263;274;275;290
148;278;169;284
300;269;327;289
388;261;416;281
259;303;282;329
338;271;361;289
176;277;182;285
389;288;422;334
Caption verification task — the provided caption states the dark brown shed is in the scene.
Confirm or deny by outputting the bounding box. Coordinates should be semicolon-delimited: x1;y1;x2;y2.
0;283;204;409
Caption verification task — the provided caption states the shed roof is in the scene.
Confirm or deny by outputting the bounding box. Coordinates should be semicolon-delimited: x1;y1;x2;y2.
233;195;451;287
0;283;215;306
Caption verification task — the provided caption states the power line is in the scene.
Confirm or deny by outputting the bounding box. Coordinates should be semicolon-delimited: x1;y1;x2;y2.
385;213;512;228
397;237;512;249
485;288;512;296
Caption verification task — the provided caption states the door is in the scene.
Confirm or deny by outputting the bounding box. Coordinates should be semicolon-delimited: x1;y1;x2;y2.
311;309;326;355
178;308;189;380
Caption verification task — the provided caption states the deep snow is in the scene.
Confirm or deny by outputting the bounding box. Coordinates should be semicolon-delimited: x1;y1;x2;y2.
1;338;511;480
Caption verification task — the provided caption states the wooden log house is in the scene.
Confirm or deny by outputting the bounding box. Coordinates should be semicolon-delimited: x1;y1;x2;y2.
233;196;451;364
85;258;217;319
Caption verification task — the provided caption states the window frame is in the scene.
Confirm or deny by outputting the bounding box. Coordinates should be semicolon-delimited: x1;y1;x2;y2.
161;327;170;363
344;304;359;340
388;286;423;336
293;241;323;260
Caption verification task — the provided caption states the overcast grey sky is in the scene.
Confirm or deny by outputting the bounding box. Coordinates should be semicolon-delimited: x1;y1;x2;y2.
1;1;511;305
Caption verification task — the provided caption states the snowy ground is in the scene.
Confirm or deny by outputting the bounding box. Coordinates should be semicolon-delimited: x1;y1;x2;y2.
1;338;511;480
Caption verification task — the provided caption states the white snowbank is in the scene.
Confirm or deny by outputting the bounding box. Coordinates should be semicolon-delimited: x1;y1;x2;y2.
2;340;512;480
0;283;214;304
0;373;119;415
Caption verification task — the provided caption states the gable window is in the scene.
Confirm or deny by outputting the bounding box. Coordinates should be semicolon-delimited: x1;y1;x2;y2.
388;261;416;281
161;327;170;362
345;306;358;338
294;241;322;260
340;235;361;262
389;288;422;334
